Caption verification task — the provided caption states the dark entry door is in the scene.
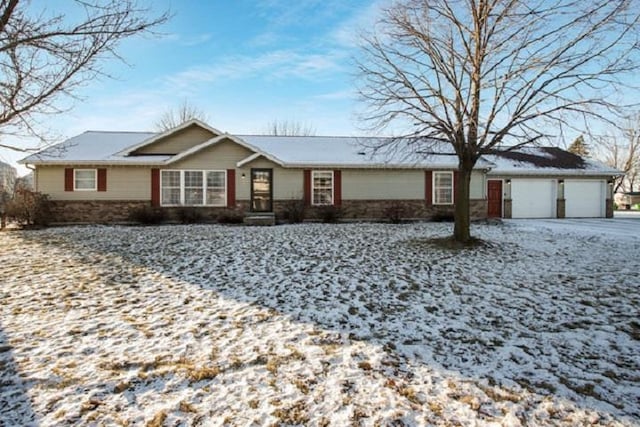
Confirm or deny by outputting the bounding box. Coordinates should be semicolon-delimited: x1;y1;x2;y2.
487;180;503;218
251;169;273;212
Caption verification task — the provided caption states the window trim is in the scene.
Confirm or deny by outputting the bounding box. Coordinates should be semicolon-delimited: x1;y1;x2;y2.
433;171;454;205
160;169;227;207
73;169;97;191
311;170;334;206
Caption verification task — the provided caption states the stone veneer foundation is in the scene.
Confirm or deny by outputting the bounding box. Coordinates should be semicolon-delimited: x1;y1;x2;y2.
48;199;490;224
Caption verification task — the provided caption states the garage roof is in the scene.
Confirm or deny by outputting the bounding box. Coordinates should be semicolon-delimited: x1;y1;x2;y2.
485;147;621;176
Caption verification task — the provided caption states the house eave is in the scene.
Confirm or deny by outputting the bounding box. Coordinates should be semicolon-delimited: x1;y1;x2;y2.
23;160;168;166
487;170;624;177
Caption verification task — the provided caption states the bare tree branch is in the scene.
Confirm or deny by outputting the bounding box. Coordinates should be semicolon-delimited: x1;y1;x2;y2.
594;114;640;193
357;0;640;242
0;0;169;151
264;119;316;136
155;100;209;132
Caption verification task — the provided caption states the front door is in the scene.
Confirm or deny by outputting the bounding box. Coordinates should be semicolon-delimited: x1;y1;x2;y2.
251;169;273;212
487;180;503;218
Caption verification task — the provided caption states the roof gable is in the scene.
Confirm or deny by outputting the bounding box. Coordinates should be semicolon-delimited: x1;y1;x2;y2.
123;120;223;156
165;134;280;166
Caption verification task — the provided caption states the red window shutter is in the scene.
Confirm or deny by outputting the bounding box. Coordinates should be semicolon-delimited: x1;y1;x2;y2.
333;170;342;206
97;168;107;192
151;169;160;207
303;169;311;206
227;169;236;208
64;168;74;191
425;170;432;205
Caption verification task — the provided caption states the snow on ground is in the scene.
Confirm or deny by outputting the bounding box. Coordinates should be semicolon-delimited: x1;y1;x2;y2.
0;221;639;426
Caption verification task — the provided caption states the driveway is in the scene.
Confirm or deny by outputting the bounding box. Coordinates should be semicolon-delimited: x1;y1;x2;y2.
506;212;640;241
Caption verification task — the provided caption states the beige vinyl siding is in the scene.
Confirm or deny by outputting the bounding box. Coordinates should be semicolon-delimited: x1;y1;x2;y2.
237;158;303;200
342;170;424;200
36;166;151;200
169;139;253;170
134;125;216;155
470;171;484;199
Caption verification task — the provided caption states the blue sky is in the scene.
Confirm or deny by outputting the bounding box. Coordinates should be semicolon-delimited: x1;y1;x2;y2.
2;0;385;174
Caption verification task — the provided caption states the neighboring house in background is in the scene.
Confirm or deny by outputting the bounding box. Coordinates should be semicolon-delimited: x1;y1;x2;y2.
19;120;620;223
0;161;17;194
0;161;17;222
616;192;640;209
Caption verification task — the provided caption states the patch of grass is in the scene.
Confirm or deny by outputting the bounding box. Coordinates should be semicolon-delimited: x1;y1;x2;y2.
285;345;306;361
478;384;522;403
114;380;131;393
146;410;167;427
427;401;443;416
559;377;600;399
408;236;490;251
179;400;197;413
358;361;373;371
458;394;480;410
399;386;422;405
79;398;102;416
627;320;640;340
266;356;282;374
350;406;370;422
272;400;309;425
186;365;221;382
291;378;310;394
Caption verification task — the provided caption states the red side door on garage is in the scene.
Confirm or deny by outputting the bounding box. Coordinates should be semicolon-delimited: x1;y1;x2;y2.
487;180;503;218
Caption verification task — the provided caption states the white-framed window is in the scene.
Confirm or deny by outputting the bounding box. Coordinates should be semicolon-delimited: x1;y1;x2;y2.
160;170;226;206
433;171;454;205
74;169;97;191
161;170;181;205
184;171;204;205
206;171;226;205
312;171;333;205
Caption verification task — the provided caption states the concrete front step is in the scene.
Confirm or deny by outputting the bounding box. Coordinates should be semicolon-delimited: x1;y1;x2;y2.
243;213;276;226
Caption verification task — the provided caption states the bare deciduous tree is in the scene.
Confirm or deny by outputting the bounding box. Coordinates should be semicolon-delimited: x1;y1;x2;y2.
155;100;209;131
264;119;316;136
0;0;169;151
357;0;640;242
596;116;640;193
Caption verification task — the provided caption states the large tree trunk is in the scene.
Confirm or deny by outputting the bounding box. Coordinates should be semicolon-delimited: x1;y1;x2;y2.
453;159;474;243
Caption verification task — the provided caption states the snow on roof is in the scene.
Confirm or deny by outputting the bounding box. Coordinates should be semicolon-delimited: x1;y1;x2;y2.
20;131;165;165
18;126;620;175
237;135;492;169
485;146;621;176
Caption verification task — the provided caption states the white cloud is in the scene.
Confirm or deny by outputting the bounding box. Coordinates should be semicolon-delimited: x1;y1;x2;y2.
160;32;214;47
329;0;387;48
162;48;348;93
313;89;356;101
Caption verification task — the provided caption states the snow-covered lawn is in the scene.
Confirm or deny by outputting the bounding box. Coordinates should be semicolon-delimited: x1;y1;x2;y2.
1;221;638;426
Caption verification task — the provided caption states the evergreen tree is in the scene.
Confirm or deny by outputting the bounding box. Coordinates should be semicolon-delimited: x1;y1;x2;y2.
568;135;590;157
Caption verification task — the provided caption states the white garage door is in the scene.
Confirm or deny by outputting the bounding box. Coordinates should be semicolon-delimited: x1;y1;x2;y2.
565;180;605;218
511;179;556;218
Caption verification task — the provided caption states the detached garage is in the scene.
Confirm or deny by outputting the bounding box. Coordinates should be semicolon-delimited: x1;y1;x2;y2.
484;147;620;219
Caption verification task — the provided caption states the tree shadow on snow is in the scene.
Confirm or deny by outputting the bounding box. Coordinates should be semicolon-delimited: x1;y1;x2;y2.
0;324;38;426
13;223;640;424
